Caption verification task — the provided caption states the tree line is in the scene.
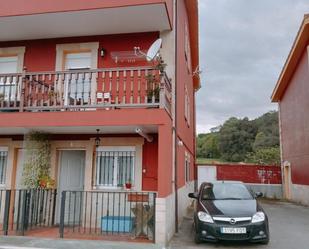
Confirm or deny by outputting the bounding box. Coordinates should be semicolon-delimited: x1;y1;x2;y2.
197;111;280;165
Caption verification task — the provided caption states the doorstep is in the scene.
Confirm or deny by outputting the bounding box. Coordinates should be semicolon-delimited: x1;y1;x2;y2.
0;236;161;249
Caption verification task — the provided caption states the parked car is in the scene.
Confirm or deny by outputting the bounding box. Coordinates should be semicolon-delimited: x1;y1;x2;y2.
188;181;269;244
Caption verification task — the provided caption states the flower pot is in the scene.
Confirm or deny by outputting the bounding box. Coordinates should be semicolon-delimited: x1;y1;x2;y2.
125;183;132;190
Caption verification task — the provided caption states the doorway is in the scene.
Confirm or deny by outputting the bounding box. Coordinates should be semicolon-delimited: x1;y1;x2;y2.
283;163;291;199
57;150;86;224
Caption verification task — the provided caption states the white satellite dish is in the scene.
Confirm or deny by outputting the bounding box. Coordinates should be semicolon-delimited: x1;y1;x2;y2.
134;38;162;62
146;38;162;62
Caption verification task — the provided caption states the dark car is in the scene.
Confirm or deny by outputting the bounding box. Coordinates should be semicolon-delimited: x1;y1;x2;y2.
188;181;269;244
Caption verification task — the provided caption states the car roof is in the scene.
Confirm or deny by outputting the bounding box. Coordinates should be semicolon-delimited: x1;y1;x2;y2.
203;180;244;184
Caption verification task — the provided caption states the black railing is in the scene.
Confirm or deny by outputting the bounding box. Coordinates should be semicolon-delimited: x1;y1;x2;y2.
59;191;156;241
0;189;57;235
0;189;156;241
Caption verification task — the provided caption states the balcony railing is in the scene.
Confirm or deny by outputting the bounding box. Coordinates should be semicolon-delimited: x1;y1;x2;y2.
0;67;172;114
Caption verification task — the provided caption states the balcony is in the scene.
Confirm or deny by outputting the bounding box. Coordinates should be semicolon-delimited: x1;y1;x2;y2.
0;1;172;41
0;67;172;115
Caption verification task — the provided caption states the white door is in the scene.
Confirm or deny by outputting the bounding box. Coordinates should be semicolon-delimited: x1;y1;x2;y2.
0;56;19;101
198;166;217;188
64;53;91;105
57;150;85;224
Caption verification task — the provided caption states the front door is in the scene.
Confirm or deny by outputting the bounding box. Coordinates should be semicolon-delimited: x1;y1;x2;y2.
58;150;85;224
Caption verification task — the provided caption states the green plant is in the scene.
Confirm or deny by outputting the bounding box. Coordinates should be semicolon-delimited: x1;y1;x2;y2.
145;74;160;102
22;131;53;188
154;58;167;73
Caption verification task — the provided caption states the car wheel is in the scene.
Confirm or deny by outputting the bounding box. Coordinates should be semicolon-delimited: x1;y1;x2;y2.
194;232;202;244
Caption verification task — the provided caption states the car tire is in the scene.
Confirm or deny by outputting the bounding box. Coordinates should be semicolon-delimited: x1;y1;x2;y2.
194;232;202;244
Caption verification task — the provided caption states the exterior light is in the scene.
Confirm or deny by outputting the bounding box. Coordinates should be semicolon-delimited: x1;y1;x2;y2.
100;48;106;57
95;129;101;147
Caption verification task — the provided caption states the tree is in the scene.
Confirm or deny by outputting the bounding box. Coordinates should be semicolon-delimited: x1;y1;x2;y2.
245;147;280;165
218;117;257;162
196;133;220;158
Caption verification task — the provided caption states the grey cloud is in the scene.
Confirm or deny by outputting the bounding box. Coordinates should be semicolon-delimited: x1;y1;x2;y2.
197;0;309;133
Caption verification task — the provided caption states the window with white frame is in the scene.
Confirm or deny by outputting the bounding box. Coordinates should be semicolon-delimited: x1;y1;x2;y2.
184;85;190;126
0;147;8;185
185;151;191;183
0;56;19;101
95;146;135;188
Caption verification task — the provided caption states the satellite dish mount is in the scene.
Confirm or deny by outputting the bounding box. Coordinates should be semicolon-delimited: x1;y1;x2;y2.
134;38;162;62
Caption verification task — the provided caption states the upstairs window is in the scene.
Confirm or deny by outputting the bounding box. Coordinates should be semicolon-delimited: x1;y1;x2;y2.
184;85;190;126
95;146;135;188
185;151;191;183
0;147;8;185
0;56;19;101
64;52;92;105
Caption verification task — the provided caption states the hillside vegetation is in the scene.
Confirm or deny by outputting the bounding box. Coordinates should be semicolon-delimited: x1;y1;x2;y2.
197;111;280;165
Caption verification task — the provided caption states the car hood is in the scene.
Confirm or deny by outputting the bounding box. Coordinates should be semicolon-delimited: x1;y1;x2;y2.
201;199;259;217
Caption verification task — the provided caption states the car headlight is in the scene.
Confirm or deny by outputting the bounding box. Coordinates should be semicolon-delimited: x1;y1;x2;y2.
197;211;214;223
252;212;265;223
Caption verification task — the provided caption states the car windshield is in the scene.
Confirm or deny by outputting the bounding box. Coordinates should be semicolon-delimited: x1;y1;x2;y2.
201;183;253;200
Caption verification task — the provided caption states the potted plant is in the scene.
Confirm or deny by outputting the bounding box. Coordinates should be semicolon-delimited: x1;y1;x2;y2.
125;178;132;190
145;74;160;103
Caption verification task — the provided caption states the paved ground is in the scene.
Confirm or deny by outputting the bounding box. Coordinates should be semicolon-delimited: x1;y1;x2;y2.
0;200;308;249
0;236;160;249
170;199;309;249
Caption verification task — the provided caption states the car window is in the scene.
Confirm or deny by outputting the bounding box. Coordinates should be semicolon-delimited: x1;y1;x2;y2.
201;183;253;200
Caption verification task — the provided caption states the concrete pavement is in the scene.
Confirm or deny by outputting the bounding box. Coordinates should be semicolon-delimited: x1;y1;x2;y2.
170;199;309;249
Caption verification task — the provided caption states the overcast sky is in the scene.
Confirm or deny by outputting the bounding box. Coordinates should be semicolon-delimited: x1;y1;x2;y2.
196;0;309;133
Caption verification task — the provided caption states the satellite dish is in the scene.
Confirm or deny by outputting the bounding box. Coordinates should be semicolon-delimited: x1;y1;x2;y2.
146;38;162;62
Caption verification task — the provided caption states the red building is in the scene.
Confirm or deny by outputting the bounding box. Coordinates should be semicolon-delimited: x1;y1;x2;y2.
0;0;200;245
272;14;309;205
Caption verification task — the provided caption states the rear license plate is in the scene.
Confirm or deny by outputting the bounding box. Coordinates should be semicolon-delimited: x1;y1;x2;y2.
221;227;247;234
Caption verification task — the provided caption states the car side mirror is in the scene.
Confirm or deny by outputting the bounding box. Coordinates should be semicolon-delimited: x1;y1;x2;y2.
188;192;198;199
255;192;263;198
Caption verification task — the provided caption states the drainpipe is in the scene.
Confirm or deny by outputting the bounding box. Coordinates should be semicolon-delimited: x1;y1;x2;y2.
174;0;179;234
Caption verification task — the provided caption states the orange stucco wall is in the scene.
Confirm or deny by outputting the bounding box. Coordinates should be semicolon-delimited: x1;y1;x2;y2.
0;109;170;128
158;123;173;197
175;0;196;188
280;47;309;185
0;32;159;71
142;135;158;191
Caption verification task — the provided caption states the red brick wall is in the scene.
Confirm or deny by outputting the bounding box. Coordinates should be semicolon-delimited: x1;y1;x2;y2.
215;164;282;184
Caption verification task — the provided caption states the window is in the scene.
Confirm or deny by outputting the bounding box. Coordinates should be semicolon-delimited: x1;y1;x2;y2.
0;147;8;185
184;20;192;73
0;56;19;101
184;85;190;126
185;151;190;183
65;52;92;105
95;147;135;188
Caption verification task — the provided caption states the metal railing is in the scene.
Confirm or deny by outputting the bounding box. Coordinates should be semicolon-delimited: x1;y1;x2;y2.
0;189;156;241
0;67;172;114
0;189;57;235
59;191;156;241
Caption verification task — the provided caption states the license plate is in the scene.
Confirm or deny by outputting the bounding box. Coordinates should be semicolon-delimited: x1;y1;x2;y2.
221;227;247;234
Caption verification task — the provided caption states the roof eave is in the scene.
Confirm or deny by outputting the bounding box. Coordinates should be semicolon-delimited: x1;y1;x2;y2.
185;0;200;90
271;15;309;102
